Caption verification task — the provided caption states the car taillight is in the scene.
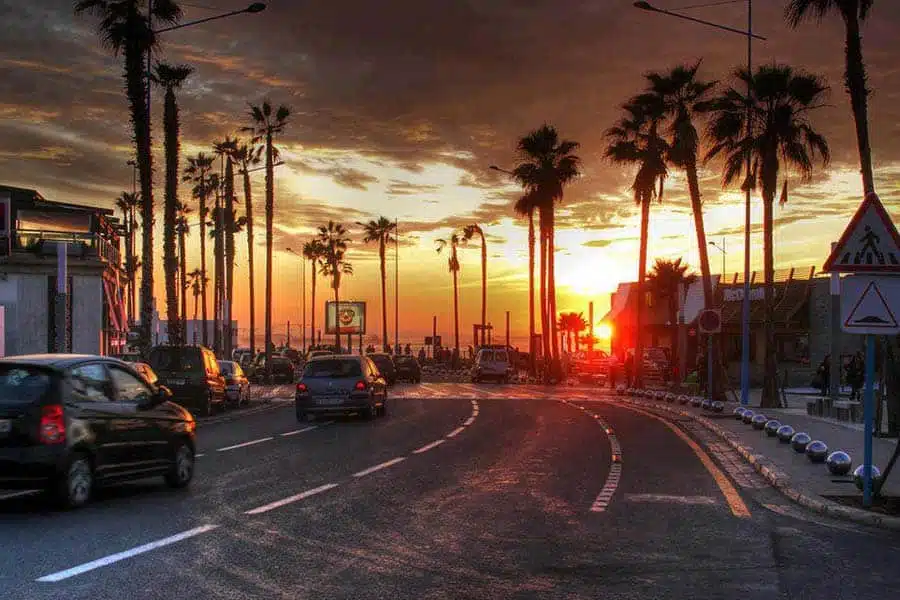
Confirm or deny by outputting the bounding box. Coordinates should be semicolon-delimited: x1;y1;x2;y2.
296;383;308;393
40;404;66;445
354;380;367;391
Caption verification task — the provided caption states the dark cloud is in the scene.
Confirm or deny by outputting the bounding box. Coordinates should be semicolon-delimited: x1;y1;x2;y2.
386;180;441;196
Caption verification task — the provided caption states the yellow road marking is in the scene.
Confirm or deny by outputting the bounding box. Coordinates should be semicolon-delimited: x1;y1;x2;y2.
606;402;751;519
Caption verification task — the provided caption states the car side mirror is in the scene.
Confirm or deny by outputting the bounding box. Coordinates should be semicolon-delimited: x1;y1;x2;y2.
141;385;172;409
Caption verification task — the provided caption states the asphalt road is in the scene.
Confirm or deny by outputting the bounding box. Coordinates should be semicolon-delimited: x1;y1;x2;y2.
2;383;899;599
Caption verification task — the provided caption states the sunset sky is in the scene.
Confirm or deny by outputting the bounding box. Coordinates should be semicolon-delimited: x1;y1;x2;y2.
2;0;900;344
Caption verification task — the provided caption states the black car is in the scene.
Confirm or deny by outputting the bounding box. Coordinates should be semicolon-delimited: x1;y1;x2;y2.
148;345;226;416
367;353;397;386
394;355;421;383
0;355;196;509
295;356;387;420
247;354;295;384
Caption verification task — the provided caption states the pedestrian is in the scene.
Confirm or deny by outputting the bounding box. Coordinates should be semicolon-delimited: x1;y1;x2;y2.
847;352;864;401
418;347;426;363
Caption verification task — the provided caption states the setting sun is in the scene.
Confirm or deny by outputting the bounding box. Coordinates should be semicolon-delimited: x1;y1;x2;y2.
596;322;613;341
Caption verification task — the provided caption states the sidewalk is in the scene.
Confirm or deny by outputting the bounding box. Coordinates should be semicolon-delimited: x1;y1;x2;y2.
618;392;900;529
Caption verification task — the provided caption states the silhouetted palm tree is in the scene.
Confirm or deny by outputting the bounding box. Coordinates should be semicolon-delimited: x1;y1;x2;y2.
75;0;183;356
317;221;353;352
206;173;223;354
786;0;876;194
646;258;697;373
436;233;462;357
512;125;581;377
243;100;290;370
462;224;488;348
514;191;539;373
183;152;214;346
231;142;262;354
214;136;239;358
115;191;140;324
302;239;324;348
153;62;192;346
558;312;588;353
188;268;205;342
358;217;397;351
606;94;669;388
175;202;192;339
705;64;830;406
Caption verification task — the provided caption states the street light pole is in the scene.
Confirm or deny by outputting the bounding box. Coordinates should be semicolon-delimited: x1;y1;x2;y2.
395;219;400;355
285;247;304;351
633;1;763;406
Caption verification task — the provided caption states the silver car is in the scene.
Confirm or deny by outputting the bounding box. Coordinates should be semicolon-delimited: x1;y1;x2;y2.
473;349;514;383
295;356;388;421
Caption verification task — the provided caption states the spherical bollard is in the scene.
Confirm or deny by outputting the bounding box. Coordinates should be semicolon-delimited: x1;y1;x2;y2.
616;384;626;396
776;425;795;443
751;414;768;430
712;400;724;413
741;410;755;424
734;407;746;419
656;391;666;401
665;392;676;403
825;451;852;476
853;465;883;495
806;440;828;463
701;399;712;411
690;396;702;407
764;420;781;437
678;395;689;405
791;432;811;453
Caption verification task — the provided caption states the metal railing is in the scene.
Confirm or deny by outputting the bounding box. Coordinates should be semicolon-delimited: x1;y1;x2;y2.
10;229;121;266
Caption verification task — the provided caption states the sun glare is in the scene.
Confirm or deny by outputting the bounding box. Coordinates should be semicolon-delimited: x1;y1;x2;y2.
596;322;613;340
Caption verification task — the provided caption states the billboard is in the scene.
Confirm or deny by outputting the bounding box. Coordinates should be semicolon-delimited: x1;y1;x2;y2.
325;301;366;334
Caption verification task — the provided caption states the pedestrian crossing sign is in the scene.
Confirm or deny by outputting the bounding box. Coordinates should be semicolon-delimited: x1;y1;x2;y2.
824;193;900;273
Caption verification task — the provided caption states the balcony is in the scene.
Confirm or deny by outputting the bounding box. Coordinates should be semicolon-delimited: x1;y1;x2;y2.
0;229;121;267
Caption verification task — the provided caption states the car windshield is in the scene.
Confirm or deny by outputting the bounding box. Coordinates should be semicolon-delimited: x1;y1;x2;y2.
149;349;204;374
370;356;393;369
272;358;291;368
303;359;362;378
218;361;234;375
0;365;53;404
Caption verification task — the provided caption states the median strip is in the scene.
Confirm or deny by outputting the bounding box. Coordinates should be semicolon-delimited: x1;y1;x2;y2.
244;483;339;515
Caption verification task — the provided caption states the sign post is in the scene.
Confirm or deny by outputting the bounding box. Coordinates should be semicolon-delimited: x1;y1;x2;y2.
824;192;900;507
698;309;722;402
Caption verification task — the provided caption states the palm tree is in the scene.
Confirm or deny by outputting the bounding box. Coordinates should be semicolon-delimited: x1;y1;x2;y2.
645;63;717;310
115;191;140;324
302;239;324;348
462;224;488;348
512;125;581;378
435;233;462;357
786;0;876;195
243;100;290;369
153;62;192;346
558;312;588;354
317;221;353;353
175;202;192;341
75;0;183;356
183;152;214;346
705;65;830;406
188;267;205;342
646;258;697;374
606;95;669;388
214;136;239;358
514;192;539;373
358;217;397;351
231;142;262;354
206;173;223;355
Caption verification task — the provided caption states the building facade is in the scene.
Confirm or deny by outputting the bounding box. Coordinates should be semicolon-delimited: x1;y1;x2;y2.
0;185;127;356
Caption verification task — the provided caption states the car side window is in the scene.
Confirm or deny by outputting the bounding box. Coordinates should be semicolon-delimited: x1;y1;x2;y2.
71;363;113;402
108;366;154;404
367;359;378;378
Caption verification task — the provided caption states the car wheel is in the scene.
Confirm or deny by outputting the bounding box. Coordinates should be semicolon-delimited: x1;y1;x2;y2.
165;441;195;488
53;452;93;509
202;393;214;417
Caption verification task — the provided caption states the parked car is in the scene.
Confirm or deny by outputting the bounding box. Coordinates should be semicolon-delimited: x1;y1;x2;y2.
148;345;226;417
0;354;196;508
217;360;250;407
232;347;253;366
367;353;397;386
247;353;295;383
394;355;421;383
473;348;514;383
306;350;333;360
295;355;387;421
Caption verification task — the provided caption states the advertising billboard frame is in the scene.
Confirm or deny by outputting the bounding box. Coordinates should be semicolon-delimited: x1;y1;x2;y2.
325;300;367;335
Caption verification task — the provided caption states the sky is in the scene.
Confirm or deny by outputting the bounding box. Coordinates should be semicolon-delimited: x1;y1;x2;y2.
2;0;900;346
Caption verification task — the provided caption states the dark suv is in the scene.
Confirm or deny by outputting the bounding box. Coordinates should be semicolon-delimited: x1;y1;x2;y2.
367;353;397;386
148;346;226;416
0;355;196;508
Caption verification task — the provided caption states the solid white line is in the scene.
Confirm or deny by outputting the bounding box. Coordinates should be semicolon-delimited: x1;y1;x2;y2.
463;416;475;426
217;437;273;452
244;483;339;515
625;494;717;505
412;439;446;454
352;457;406;478
195;453;206;458
36;525;219;582
446;426;466;438
0;490;39;501
280;426;317;437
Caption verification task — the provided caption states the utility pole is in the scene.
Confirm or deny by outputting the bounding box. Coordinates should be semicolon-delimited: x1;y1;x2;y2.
589;301;595;356
505;311;510;349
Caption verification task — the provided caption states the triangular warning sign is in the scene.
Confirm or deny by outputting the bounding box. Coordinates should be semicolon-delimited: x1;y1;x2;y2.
824;193;900;272
845;281;899;330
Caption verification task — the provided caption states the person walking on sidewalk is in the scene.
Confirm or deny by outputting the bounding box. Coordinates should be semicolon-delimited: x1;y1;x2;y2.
847;352;864;401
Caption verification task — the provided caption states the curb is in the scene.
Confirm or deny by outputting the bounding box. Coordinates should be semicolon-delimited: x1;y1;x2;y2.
616;396;900;532
195;399;290;429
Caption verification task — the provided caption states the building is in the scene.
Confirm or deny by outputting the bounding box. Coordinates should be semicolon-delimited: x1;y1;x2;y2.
0;185;127;356
153;316;238;350
602;266;864;388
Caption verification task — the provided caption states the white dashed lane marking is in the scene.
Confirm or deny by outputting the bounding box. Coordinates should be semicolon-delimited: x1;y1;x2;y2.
217;437;273;452
352;457;407;478
413;440;446;454
244;483;340;515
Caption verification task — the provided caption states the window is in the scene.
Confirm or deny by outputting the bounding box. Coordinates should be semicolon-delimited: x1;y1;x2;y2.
71;363;112;402
108;366;153;404
303;359;362;378
366;359;378;377
0;366;52;404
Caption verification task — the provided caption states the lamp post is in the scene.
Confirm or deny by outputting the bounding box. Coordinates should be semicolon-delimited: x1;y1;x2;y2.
633;0;765;406
708;239;727;279
285;247;305;352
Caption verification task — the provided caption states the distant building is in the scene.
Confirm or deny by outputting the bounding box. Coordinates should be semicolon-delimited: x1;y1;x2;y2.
0;185;127;356
154;316;238;351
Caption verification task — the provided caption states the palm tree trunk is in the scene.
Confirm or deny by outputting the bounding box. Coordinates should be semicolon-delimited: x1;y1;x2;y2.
264;132;274;378
213;197;223;356
333;266;341;352
762;194;778;407
528;212;536;374
480;233;487;347
310;259;317;347
125;40;154;356
193;288;199;323
179;227;187;343
452;266;460;355
635;196;651;388
162;89;180;347
224;158;235;359
380;240;388;351
548;208;560;365
844;15;875;195
199;182;208;347
669;294;679;379
243;170;256;355
539;209;550;364
687;160;713;309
